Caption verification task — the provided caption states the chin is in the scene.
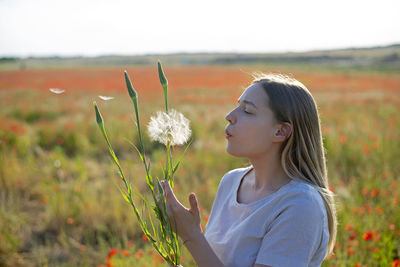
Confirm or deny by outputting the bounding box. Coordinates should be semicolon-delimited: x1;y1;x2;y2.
226;144;248;158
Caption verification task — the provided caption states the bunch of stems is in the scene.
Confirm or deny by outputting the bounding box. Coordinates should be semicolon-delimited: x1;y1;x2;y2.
93;61;190;266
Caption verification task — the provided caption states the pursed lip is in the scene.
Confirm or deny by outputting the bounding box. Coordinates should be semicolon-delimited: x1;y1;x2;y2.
225;128;233;138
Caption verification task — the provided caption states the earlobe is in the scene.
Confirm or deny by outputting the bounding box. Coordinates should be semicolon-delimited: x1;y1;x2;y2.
276;129;286;139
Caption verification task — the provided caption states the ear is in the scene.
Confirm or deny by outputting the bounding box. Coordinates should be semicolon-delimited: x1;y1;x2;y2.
274;122;292;143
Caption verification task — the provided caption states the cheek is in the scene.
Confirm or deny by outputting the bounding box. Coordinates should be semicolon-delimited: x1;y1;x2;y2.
245;132;273;154
242;119;273;141
226;120;273;156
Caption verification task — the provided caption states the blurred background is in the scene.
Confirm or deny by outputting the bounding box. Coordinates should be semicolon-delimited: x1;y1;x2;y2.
1;0;400;266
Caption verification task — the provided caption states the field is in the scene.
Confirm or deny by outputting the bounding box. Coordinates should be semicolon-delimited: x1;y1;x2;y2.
0;62;399;267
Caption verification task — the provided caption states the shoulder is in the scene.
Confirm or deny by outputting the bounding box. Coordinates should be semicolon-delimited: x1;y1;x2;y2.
277;180;327;222
220;166;252;186
255;180;329;267
213;166;251;197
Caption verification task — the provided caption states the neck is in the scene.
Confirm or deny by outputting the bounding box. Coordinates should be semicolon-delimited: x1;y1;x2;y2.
247;147;291;191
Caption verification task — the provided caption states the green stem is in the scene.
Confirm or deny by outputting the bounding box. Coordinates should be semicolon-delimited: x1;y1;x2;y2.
122;67;181;264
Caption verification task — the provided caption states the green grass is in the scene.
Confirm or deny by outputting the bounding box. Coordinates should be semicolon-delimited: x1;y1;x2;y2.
0;65;399;267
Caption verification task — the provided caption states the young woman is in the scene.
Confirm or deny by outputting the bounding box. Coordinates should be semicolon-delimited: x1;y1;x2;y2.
160;74;337;267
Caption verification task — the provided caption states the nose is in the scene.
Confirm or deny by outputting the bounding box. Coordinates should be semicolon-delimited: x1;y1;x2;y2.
225;109;235;124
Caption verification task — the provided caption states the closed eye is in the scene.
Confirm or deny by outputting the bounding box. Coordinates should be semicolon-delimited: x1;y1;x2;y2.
242;108;252;115
237;104;252;115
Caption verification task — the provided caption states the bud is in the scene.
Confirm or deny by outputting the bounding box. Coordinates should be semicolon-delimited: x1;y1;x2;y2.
158;60;169;113
124;71;137;98
158;61;168;87
93;101;103;125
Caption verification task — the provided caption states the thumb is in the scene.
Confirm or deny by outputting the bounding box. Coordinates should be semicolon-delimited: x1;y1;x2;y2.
189;193;200;217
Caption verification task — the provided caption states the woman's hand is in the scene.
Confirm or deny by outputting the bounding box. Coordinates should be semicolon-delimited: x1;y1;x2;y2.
158;180;226;267
159;180;203;244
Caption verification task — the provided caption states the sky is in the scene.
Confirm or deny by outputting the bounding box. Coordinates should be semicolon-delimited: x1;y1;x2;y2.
0;0;399;57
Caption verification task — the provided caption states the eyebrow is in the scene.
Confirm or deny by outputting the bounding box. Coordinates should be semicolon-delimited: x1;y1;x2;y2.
237;98;257;109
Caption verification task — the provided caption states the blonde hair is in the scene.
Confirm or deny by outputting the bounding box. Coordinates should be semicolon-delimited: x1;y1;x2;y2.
252;73;337;259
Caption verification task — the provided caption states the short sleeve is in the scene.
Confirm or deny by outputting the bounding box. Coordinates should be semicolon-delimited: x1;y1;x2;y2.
255;198;324;267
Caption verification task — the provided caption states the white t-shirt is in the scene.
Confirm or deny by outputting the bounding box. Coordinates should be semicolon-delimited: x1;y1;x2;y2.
204;166;329;267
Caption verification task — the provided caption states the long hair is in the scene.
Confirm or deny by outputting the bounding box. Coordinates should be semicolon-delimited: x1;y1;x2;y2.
252;73;337;259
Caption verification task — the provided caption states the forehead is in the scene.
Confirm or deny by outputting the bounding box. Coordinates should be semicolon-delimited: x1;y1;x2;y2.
238;83;269;107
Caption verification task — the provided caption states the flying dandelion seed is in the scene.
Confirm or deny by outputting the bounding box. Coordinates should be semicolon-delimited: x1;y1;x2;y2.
98;95;114;101
147;109;191;146
49;88;65;94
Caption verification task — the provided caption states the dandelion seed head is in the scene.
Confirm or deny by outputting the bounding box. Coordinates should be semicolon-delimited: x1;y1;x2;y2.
98;95;114;100
49;88;65;94
147;109;191;146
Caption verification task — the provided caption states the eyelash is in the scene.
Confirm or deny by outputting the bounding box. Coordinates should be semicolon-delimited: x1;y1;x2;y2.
237;104;252;115
241;107;252;114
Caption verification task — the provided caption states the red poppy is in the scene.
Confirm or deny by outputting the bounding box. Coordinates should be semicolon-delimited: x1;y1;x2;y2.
107;248;118;259
362;144;370;154
339;135;347;144
361;188;368;196
106;260;114;267
362;231;373;241
392;259;400;267
142;234;149;242
135;249;144;259
122;250;130;257
329;184;336;193
345;224;354;231
347;247;354;255
349;232;357;240
371;189;379;197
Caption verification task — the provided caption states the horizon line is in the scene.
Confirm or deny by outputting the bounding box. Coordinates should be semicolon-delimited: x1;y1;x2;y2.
1;42;399;59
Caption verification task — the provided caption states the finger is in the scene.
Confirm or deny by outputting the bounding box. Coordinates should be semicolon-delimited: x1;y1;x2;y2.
161;180;179;208
165;200;173;217
156;192;165;214
166;204;177;232
189;193;200;218
164;201;177;232
156;191;161;204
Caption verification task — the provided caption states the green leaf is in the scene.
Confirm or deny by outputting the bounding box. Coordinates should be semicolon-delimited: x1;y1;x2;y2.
172;138;193;177
125;138;154;189
117;186;130;203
